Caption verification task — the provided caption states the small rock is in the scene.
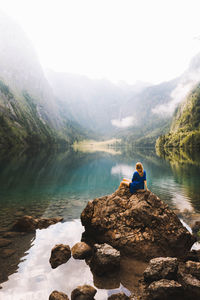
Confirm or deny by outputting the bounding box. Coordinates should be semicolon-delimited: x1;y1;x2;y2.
192;221;200;234
71;242;92;259
71;285;97;300
0;238;12;247
49;290;69;300
37;217;63;229
147;279;182;300
178;273;200;298
89;243;120;276
183;249;200;262
185;261;200;280
12;216;38;232
143;257;178;282
49;244;71;269
107;292;130;299
12;215;63;232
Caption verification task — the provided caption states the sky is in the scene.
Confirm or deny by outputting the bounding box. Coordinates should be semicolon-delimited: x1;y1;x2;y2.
0;0;200;85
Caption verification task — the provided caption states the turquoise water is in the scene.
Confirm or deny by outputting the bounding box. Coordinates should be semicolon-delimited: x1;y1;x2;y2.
0;147;200;299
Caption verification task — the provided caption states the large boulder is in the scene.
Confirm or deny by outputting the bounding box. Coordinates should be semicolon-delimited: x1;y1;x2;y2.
12;216;63;232
81;186;195;260
49;244;71;269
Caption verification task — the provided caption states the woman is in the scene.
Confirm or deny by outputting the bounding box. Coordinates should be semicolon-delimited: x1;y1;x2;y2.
120;162;148;193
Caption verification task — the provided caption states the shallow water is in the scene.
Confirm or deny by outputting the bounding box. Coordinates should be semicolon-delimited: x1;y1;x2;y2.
0;147;200;299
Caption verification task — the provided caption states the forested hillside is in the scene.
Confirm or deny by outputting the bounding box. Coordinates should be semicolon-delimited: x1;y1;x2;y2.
156;83;200;150
0;12;86;149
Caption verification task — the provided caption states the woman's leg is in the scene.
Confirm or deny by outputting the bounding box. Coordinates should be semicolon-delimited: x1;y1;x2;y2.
120;179;131;187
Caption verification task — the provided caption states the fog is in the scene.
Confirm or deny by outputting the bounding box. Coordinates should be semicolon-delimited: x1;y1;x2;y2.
152;53;200;116
0;0;200;141
1;0;200;85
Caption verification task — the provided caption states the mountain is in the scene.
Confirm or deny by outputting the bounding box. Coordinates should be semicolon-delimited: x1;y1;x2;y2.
46;70;150;136
156;83;200;150
47;69;179;145
47;51;200;147
0;12;86;149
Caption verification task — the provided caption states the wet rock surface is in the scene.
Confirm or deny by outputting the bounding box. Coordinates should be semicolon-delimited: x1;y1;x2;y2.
0;238;12;247
89;243;120;276
49;244;71;269
107;292;130;299
71;242;92;259
12;215;63;232
143;257;178;282
145;279;182;300
81;186;195;260
71;285;97;300
139;257;200;299
49;290;69;300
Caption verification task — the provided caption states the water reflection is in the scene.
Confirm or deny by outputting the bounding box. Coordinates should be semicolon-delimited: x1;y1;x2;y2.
0;221;145;300
0;146;200;298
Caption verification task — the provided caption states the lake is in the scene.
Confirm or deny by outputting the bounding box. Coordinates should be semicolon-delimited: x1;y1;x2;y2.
0;146;200;299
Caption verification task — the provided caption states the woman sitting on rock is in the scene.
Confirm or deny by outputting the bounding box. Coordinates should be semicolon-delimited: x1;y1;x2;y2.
120;162;148;193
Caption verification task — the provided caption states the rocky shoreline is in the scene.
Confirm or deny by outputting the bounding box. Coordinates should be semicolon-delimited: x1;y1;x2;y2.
47;186;200;299
1;187;200;299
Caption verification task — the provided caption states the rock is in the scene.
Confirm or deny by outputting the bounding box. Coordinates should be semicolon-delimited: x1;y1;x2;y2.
143;257;178;282
192;221;200;234
49;244;71;269
178;272;200;298
37;217;63;229
185;261;200;280
0;238;12;247
81;186;195;260
71;242;92;259
12;215;63;232
71;285;97;300
49;291;69;300
183;249;200;262
12;216;37;232
2;232;22;238
107;292;130;299
0;249;16;258
146;279;182;300
89;243;120;276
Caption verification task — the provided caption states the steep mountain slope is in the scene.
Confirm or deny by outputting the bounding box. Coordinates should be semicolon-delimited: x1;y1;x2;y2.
46;70;150;136
0;12;86;148
47;69;178;144
47;51;200;146
156;83;200;149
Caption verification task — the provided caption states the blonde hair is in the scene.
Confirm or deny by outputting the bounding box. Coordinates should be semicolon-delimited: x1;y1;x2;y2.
136;162;144;177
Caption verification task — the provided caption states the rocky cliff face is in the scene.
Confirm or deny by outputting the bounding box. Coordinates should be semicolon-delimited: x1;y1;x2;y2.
81;186;195;260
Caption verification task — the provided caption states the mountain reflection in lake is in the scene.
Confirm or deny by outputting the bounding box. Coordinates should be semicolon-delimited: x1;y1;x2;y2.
0;147;200;299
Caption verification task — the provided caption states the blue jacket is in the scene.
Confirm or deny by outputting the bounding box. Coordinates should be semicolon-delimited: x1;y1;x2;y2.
129;170;146;194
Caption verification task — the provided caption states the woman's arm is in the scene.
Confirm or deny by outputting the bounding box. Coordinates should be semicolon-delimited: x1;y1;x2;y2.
144;180;148;191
